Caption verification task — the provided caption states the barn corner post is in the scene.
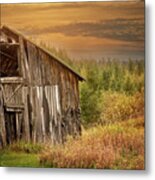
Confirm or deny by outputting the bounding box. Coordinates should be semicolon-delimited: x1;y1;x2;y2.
0;83;6;148
0;28;6;148
18;36;30;143
75;78;82;137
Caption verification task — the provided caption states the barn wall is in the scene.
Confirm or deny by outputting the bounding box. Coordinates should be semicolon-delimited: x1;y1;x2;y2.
0;28;82;146
18;37;81;143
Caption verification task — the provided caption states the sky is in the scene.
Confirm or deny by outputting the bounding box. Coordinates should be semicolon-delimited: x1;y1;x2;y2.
0;1;144;60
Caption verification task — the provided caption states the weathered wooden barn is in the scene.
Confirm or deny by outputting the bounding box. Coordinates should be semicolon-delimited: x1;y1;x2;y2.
0;25;84;148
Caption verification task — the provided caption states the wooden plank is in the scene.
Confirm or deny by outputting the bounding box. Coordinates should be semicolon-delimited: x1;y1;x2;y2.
18;113;23;140
31;87;37;143
0;84;6;103
0;77;23;84
17;45;22;77
2;83;23;106
22;86;30;142
19;37;31;83
15;113;19;141
41;106;45;142
5;84;23;104
0;51;17;61
5;103;24;111
36;86;43;143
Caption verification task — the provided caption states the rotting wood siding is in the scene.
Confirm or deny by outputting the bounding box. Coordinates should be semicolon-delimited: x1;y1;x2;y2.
19;38;81;144
0;26;83;147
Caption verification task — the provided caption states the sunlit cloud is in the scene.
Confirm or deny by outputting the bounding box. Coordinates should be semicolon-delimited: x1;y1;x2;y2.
24;18;144;43
1;1;144;60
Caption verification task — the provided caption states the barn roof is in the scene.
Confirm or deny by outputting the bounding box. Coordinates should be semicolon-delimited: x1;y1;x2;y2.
0;25;85;81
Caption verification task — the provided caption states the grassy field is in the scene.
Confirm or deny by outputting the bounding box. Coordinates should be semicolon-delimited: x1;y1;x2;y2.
0;143;43;167
0;151;39;167
0;116;144;169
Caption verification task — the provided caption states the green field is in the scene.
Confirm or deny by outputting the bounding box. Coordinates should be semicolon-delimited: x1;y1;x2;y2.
0;151;39;167
0;142;44;167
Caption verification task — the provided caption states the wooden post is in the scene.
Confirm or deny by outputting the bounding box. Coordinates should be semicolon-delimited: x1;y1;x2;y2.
22;86;30;142
0;84;6;148
15;113;19;141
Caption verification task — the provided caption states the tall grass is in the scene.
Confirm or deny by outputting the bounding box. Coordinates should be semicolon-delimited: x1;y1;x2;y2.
39;117;144;169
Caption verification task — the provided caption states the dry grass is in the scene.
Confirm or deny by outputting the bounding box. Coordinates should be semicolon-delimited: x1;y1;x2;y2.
39;117;144;169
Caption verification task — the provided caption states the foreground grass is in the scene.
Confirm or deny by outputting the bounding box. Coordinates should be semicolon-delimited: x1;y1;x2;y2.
39;117;144;169
0;117;144;169
0;151;39;167
0;142;44;167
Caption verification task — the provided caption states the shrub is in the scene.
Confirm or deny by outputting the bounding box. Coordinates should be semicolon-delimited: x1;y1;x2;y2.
100;88;144;124
80;66;102;125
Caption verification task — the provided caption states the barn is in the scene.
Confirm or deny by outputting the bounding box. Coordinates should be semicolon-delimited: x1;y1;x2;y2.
0;25;84;148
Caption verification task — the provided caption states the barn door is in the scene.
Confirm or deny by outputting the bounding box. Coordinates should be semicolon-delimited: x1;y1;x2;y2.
44;85;62;143
24;85;62;144
0;77;24;144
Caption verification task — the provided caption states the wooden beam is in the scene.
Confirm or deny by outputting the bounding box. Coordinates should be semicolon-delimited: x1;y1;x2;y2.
5;107;24;112
0;84;6;103
0;77;23;84
0;51;17;61
0;42;19;47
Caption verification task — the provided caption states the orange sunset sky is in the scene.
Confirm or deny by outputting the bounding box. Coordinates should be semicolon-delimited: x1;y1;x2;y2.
0;1;144;60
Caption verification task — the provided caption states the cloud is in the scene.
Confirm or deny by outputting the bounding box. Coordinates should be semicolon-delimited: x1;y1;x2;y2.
23;18;144;43
38;2;96;11
37;1;144;12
